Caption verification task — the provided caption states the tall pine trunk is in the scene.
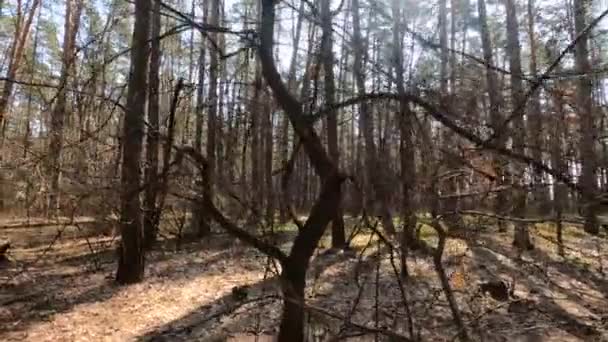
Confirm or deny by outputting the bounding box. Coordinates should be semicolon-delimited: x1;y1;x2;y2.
573;0;599;234
392;0;417;277
321;0;346;249
526;0;546;213
143;0;162;248
116;0;151;284
191;1;211;237
477;0;507;231
0;0;41;210
351;0;396;235
505;0;533;249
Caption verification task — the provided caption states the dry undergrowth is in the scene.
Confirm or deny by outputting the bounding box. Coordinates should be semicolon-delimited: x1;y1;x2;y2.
1;217;607;341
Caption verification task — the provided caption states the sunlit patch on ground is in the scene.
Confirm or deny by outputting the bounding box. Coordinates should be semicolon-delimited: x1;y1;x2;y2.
1;217;607;341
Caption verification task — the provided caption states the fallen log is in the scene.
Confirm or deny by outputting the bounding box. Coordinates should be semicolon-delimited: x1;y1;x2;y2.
0;240;9;262
0;217;99;229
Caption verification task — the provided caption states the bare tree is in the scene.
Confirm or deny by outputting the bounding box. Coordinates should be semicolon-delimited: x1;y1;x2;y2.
190;0;211;237
46;0;84;215
116;0;151;284
477;0;507;231
573;0;599;234
206;0;220;204
321;0;346;249
143;0;162;248
548;39;567;255
257;0;345;339
526;0;546;212
351;0;396;235
0;0;42;136
0;0;42;210
279;0;305;223
391;0;417;277
505;0;533;249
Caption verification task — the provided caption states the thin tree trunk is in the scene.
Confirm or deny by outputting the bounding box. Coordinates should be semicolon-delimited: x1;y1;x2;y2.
279;0;305;223
439;0;448;95
449;0;457;90
206;0;219;204
439;0;461;229
526;0;546;213
0;0;41;136
191;1;211;237
550;61;566;256
477;0;507;232
351;0;396;235
262;93;274;224
251;65;262;217
0;0;41;211
46;0;84;215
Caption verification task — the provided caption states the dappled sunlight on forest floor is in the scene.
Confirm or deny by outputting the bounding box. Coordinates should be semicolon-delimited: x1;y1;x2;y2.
1;219;607;341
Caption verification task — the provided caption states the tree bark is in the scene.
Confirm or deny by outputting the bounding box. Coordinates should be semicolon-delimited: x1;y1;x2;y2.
0;0;41;136
439;0;448;95
0;0;41;210
206;0;220;204
505;0;533;250
251;65;263;217
143;0;162;248
526;0;546;213
573;0;599;234
262;92;274;224
190;0;211;237
477;0;507;232
439;0;461;229
47;0;84;215
351;0;396;235
116;0;151;285
321;0;346;249
392;0;417;277
549;49;567;256
279;0;305;223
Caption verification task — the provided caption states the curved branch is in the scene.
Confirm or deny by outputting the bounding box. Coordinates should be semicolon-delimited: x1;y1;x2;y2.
257;0;334;179
177;146;289;265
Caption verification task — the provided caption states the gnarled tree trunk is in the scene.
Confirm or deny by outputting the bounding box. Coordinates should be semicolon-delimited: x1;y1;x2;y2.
258;1;344;340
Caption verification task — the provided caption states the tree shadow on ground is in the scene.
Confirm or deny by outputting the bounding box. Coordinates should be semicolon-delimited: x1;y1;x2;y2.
135;238;459;342
135;245;388;341
0;274;121;336
0;233;289;338
465;234;603;340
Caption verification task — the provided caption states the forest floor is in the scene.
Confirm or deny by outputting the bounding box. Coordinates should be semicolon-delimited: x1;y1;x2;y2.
1;215;608;341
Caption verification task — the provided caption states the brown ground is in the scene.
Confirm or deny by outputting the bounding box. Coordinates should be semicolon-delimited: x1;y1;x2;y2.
1;217;607;341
